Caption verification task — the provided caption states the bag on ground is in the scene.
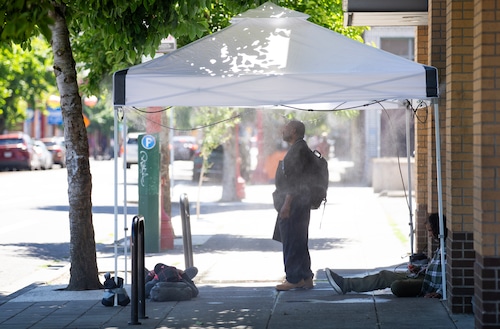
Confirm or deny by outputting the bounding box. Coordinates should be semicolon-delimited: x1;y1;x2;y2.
150;281;194;302
101;273;130;307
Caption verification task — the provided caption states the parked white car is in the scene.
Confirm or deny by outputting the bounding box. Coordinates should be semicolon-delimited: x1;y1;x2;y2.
125;132;143;169
34;140;54;170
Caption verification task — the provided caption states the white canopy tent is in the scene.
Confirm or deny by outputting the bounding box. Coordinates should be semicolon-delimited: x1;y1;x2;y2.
112;2;445;298
113;3;438;107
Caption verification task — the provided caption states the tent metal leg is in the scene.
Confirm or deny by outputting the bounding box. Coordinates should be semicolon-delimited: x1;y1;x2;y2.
113;106;130;291
406;105;414;258
113;106;119;302
433;98;446;301
122;114;128;284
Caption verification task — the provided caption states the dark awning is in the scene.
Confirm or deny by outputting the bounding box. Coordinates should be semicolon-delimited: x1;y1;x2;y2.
343;0;428;26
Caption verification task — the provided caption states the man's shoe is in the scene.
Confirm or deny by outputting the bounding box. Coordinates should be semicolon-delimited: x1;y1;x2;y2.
184;267;198;280
325;268;345;294
303;277;314;289
276;279;305;291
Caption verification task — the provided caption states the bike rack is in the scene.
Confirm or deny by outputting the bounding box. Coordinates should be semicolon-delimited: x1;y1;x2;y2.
179;193;194;268
130;215;147;325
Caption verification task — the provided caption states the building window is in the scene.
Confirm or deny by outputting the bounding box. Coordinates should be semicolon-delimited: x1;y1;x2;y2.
380;38;414;61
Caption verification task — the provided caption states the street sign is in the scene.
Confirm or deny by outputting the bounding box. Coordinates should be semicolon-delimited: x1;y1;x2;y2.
156;35;177;53
141;134;156;150
47;107;62;125
26;108;35;122
138;133;161;253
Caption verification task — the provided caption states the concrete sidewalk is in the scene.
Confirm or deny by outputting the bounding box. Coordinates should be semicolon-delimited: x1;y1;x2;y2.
0;281;472;329
0;185;474;328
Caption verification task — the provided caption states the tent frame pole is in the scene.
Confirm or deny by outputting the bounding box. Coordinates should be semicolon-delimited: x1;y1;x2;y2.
113;106;119;300
113;106;129;289
122;114;128;284
406;106;414;258
433;98;446;301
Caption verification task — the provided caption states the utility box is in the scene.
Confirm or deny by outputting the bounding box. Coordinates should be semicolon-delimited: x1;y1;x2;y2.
138;133;161;253
372;157;415;193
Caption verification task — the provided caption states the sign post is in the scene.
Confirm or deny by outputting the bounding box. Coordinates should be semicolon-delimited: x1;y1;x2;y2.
138;133;161;253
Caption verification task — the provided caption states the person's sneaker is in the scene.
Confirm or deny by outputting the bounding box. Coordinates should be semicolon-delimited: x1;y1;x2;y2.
303;277;314;289
276;279;305;291
325;268;345;294
184;267;198;280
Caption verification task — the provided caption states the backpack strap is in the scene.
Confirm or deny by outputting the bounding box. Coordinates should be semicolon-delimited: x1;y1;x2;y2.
319;199;326;229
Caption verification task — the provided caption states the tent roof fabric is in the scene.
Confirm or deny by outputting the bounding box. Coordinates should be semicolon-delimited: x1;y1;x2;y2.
113;2;438;108
231;2;309;20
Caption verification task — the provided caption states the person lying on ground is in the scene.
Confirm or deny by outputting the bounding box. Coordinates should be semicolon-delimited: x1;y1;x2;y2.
145;263;199;300
326;213;446;298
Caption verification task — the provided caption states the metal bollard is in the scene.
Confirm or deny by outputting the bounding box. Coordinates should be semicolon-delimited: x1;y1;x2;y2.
130;215;147;325
179;194;194;268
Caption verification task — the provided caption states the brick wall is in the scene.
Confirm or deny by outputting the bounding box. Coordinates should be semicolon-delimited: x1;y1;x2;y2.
474;255;500;327
472;0;500;327
417;0;500;324
445;0;475;314
449;233;475;313
427;0;447;217
415;26;429;253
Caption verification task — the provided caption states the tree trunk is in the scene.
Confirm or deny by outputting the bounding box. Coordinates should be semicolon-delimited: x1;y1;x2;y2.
50;4;102;290
350;111;366;184
220;126;239;202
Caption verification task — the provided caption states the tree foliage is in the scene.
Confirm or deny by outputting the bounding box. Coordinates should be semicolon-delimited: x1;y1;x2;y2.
71;0;365;95
280;0;364;40
75;0;269;93
0;1;54;47
0;37;56;132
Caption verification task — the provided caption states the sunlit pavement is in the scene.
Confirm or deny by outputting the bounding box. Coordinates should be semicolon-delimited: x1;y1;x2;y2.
0;159;473;328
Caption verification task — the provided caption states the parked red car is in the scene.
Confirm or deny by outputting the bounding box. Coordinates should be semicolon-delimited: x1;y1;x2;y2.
0;132;39;171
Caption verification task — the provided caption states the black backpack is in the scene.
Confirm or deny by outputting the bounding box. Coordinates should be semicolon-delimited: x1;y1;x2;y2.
307;149;329;209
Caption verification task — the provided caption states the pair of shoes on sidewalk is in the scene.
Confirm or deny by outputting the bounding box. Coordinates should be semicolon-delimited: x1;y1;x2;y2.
276;277;314;291
325;268;346;295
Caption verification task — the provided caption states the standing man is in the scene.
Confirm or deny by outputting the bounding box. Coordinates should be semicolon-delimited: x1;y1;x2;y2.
274;120;315;291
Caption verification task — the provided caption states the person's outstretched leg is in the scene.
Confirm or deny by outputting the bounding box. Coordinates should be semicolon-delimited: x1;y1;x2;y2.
326;269;407;294
390;277;424;297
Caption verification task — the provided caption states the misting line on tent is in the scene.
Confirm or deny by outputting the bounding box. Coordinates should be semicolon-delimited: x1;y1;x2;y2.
129;107;252;131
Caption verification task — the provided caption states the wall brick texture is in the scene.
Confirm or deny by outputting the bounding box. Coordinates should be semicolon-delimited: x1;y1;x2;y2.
471;0;500;327
414;26;429;253
418;0;500;326
445;0;476;315
474;255;500;328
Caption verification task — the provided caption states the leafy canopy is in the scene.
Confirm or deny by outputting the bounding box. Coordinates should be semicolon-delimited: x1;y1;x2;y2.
0;0;365;132
0;37;56;132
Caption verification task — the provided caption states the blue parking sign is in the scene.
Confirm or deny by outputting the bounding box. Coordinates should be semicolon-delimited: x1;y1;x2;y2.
47;107;63;125
141;134;156;150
